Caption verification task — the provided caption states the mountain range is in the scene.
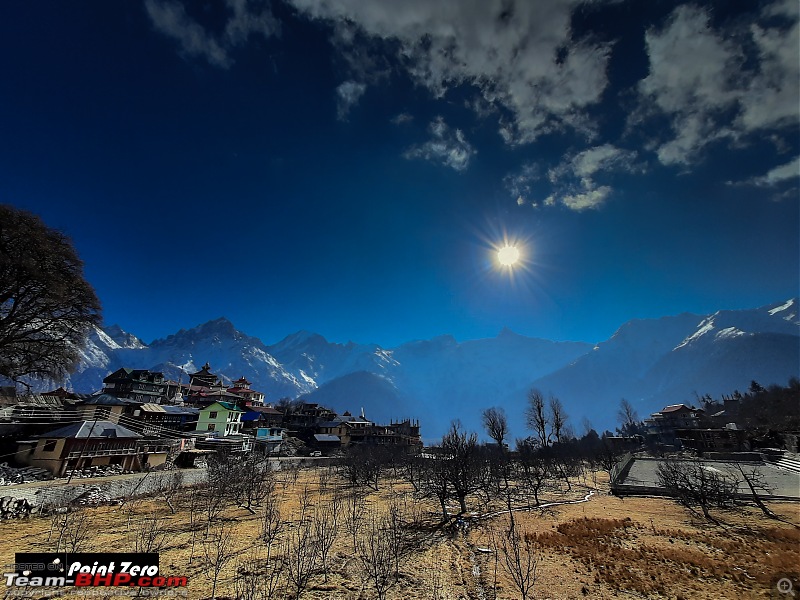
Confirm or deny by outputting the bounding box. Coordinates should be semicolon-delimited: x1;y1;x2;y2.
59;298;799;441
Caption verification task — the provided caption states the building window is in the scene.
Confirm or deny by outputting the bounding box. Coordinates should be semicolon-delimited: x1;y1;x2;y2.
209;411;218;419
207;423;216;431
42;440;57;452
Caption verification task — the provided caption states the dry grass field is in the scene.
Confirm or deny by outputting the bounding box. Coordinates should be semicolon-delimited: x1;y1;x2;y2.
0;466;797;600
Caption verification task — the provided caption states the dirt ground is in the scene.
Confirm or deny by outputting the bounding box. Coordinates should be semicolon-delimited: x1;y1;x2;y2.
0;467;797;600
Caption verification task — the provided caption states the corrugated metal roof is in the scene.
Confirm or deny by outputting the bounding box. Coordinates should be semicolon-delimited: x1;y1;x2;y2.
38;420;142;439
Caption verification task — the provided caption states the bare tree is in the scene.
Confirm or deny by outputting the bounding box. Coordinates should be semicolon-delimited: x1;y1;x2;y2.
234;557;268;600
441;421;484;515
548;396;568;444
203;518;235;600
313;498;339;582
237;455;275;514
132;513;169;553
341;444;387;491
357;510;402;600
516;438;551;507
183;484;204;563
656;459;739;523
285;489;320;600
56;509;93;552
234;554;286;600
154;470;183;514
482;407;509;449
499;527;539;600
414;451;452;522
385;497;415;577
618;398;637;428
526;389;550;448
731;462;778;519
341;486;367;551
260;491;284;553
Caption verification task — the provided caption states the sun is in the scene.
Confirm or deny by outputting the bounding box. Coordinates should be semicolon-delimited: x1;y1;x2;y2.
497;244;520;267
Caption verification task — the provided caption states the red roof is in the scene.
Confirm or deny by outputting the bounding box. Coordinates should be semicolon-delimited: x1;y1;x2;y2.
248;406;282;415
227;387;263;395
660;404;691;413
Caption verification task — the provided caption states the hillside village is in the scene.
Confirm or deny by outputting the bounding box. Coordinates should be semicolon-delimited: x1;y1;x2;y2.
0;362;421;482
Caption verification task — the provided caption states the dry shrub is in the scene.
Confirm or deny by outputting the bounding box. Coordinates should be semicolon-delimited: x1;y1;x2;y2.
529;515;800;596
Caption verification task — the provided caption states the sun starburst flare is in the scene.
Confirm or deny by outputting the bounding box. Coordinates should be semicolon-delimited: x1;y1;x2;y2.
497;244;521;267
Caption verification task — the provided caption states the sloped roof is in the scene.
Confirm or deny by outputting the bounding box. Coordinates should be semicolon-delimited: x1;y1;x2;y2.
660;404;691;413
339;414;372;424
241;410;263;422
203;401;244;413
247;406;282;415
81;393;139;406
161;405;199;416
314;434;341;443
38;420;142;439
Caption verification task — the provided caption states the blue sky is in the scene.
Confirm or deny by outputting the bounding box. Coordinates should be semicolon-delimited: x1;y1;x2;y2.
1;0;797;348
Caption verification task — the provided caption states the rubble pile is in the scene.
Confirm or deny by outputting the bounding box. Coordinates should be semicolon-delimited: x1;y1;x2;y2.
0;496;37;519
72;485;114;506
62;464;130;479
0;462;53;485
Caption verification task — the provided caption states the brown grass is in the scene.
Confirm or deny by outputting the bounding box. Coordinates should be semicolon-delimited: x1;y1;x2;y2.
0;468;797;599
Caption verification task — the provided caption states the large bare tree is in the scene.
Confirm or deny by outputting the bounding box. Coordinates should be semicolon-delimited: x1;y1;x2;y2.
525;389;550;448
0;205;101;385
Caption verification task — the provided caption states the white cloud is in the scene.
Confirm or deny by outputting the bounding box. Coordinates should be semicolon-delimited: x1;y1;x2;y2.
286;0;610;143
336;81;367;120
737;17;800;133
751;156;800;187
561;186;611;211
223;0;280;45
403;117;476;171
568;144;639;179
507;144;636;210
391;112;414;125
636;2;799;166
503;163;539;206
145;0;278;68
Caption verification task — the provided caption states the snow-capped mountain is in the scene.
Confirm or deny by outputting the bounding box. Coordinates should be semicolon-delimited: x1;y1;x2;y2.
530;299;800;432
50;298;799;440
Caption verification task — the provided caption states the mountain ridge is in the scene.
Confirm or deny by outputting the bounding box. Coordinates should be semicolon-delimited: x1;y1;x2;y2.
51;297;800;439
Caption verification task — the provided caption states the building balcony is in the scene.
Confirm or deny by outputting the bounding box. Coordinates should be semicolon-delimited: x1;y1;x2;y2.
66;447;137;459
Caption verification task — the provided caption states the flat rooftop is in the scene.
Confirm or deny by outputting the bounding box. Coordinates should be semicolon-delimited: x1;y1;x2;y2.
615;457;800;499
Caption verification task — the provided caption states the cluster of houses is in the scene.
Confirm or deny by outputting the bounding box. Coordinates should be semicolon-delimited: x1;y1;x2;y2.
632;398;751;454
605;397;773;457
0;363;422;479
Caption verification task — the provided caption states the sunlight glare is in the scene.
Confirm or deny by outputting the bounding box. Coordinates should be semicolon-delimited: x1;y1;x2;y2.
497;244;520;267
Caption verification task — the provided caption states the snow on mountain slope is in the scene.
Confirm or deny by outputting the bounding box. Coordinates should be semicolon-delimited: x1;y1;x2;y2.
265;331;399;385
42;298;800;439
530;299;800;432
102;324;147;349
675;298;799;350
145;318;315;398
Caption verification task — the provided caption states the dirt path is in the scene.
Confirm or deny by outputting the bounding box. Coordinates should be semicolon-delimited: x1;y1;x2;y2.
477;488;597;521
